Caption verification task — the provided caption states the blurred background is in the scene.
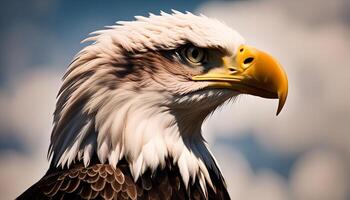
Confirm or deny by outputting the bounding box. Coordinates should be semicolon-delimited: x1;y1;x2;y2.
1;0;349;199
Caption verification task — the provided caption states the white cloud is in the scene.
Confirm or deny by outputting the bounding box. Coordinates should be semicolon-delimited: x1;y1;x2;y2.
0;69;61;198
290;149;349;200
213;146;291;200
6;69;60;145
246;170;290;200
213;147;252;199
0;152;48;199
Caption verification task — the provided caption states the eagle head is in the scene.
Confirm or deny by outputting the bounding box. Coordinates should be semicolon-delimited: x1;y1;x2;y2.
49;11;288;194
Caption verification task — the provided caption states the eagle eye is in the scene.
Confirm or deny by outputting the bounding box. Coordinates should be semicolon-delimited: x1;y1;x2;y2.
180;45;206;65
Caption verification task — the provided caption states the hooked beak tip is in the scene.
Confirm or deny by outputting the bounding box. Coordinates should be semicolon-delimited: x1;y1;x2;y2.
276;88;288;116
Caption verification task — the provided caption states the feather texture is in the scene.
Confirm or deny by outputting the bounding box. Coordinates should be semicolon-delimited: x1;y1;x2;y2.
17;159;230;200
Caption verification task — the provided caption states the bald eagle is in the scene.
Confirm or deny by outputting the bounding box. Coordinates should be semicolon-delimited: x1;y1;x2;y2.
18;11;287;200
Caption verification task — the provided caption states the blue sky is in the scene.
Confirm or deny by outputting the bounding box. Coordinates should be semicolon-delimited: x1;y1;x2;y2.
0;0;210;85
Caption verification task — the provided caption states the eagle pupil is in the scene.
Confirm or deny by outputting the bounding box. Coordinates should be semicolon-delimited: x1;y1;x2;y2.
192;49;199;59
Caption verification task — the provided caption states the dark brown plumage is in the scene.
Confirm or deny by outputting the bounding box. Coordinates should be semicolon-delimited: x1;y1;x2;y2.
17;157;230;200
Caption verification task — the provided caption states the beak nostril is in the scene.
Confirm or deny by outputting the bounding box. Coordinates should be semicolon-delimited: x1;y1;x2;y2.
228;68;237;73
243;57;254;65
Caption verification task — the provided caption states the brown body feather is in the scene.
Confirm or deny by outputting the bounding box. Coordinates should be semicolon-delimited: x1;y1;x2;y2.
17;158;230;200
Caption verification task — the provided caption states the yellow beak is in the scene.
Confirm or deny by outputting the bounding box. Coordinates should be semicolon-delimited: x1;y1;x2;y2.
192;45;288;115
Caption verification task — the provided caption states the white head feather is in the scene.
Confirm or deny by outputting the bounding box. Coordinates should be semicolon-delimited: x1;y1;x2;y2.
49;11;245;196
